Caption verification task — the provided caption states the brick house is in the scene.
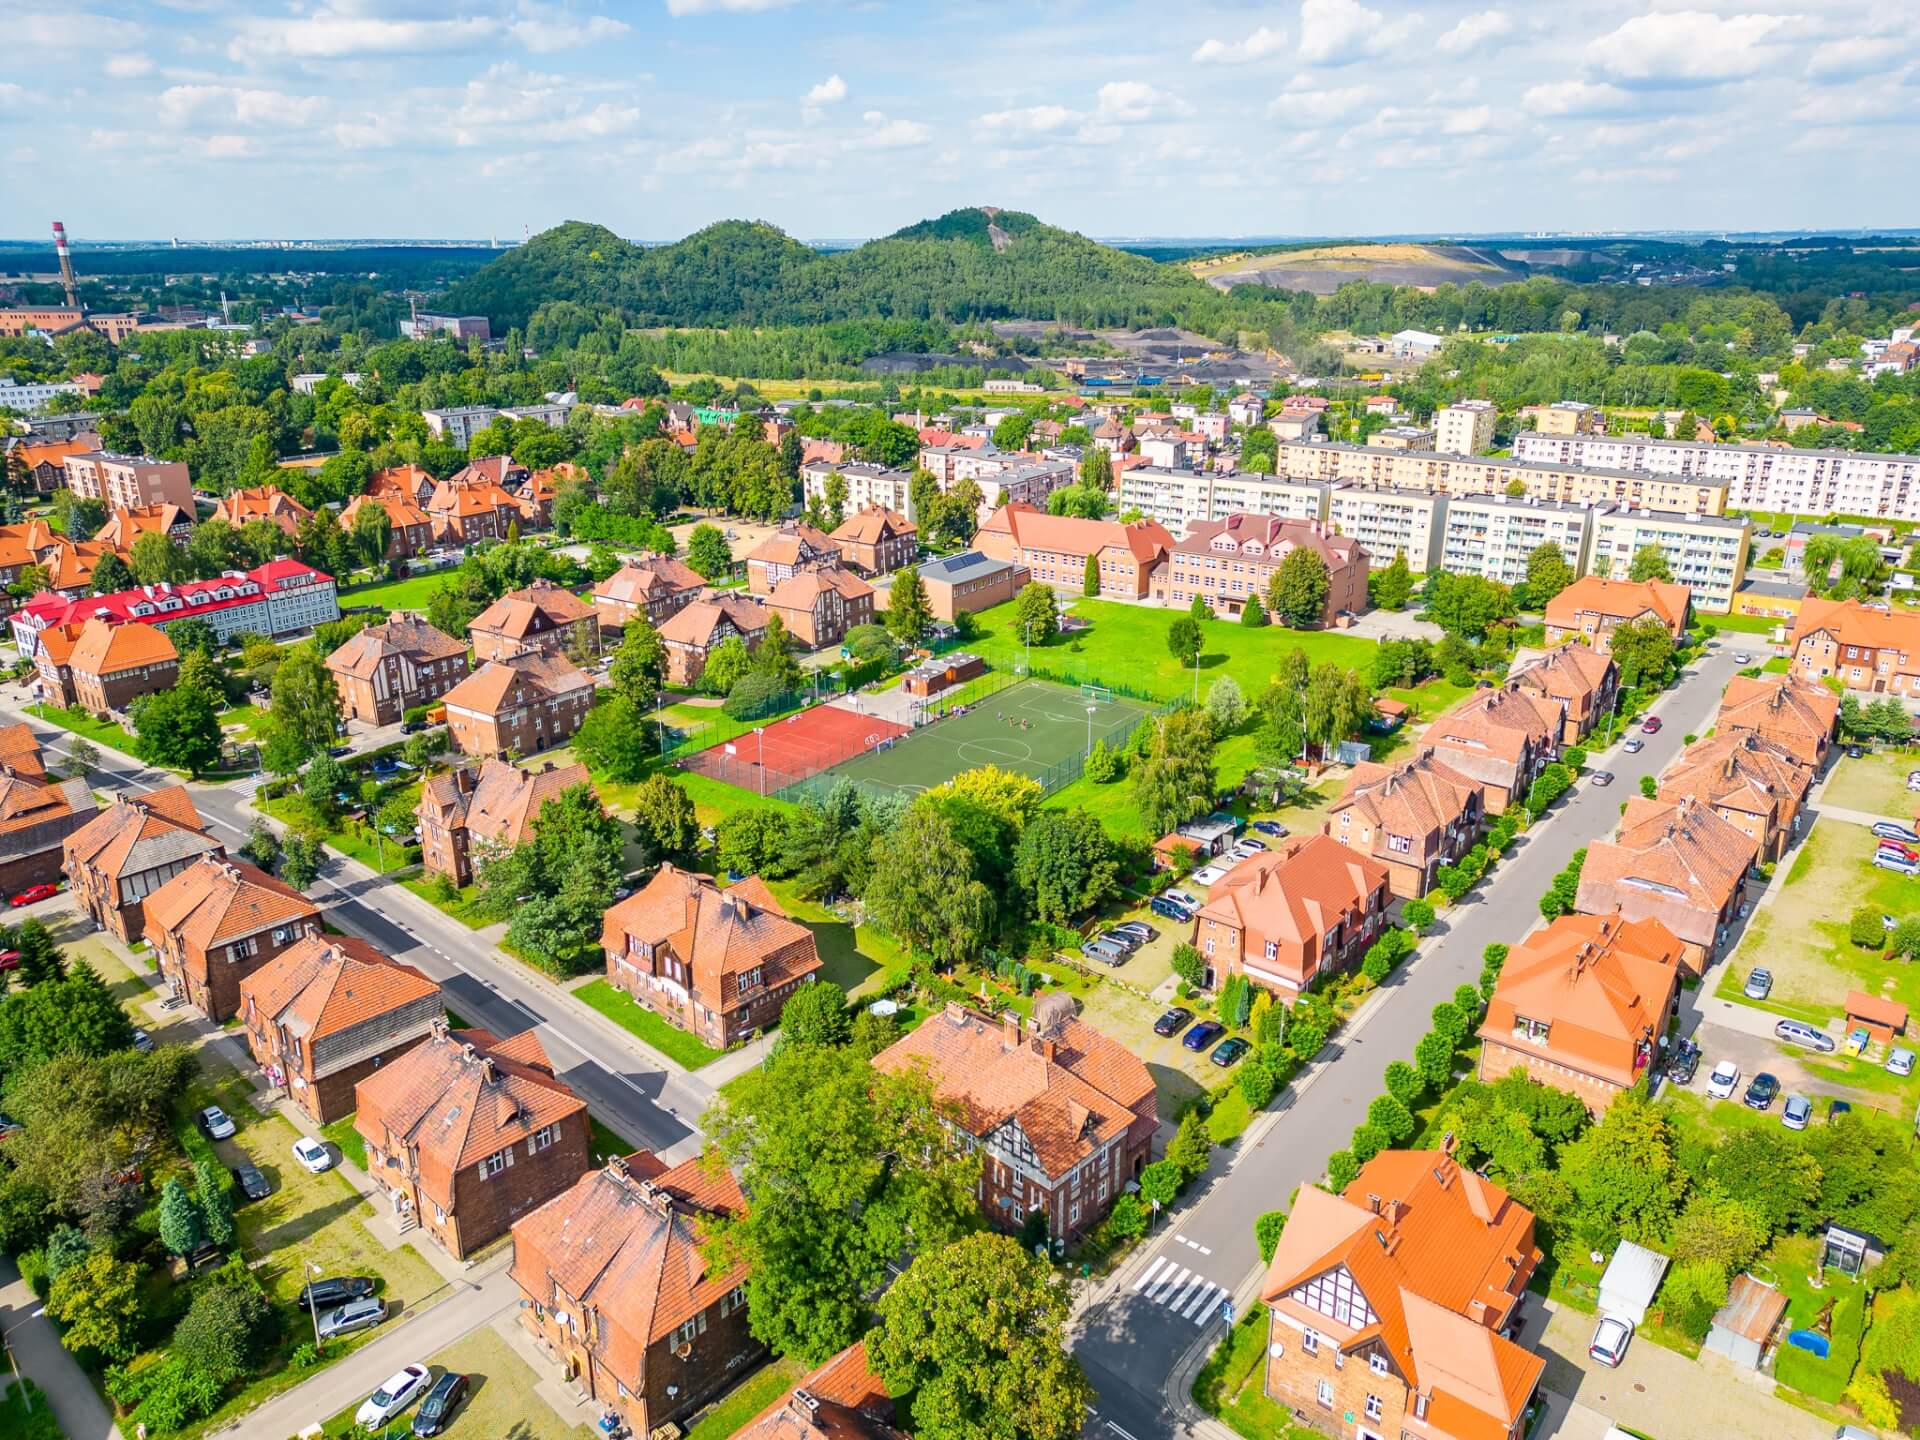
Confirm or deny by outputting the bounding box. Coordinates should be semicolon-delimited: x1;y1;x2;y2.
339;492;433;560
764;568;875;650
62;789;224;943
1325;754;1484;900
972;503;1171;599
1153;514;1368;624
69;619;177;716
1716;672;1840;766
657;597;769;689
238;935;442;1125
1191;835;1392;998
511;1151;756;1436
325;614;470;725
419;759;595;888
356;1024;591;1260
145;855;323;1022
368;464;437;507
592;559;706;631
1574;795;1759;974
1477;912;1684;1113
1259;1146;1543;1440
426;477;520;545
1507;643;1618;744
600;865;822;1050
10;436;97;493
0;726;46;784
872;997;1156;1243
441;652;595;760
1544;575;1690;654
94;503;194;553
1657;731;1813;862
30;620;85;708
470;580;600;663
1416;685;1560;814
0;763;96;896
828;507;917;577
1787;598;1920;698
212;485;312;538
915;550;1029;620
745;523;838;595
734;1343;902;1440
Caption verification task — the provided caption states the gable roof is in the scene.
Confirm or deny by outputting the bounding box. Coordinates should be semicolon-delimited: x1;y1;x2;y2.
601;864;821;1015
325;614;465;679
95;504;191;553
1197;835;1390;982
829;507;915;547
441;651;593;716
1657;731;1812;824
1416;684;1559;782
1789;596;1920;654
747;523;836;568
340;490;431;533
737;1342;903;1440
992;502;1172;567
62;787;217;883
1716;673;1840;762
1545;576;1689;633
69;617;176;676
766;566;875;610
213;485;311;534
470;579;595;640
238;934;438;1050
593;558;706;607
1329;753;1482;840
420;759;595;849
1508;642;1615;707
0;724;48;783
0;774;95;861
144;854;320;954
658;596;770;648
1175;514;1362;570
1575;796;1757;947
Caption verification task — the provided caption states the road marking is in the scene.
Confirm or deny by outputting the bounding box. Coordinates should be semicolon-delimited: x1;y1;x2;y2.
1148;1264;1189;1303
1132;1256;1169;1291
1180;1280;1224;1322
1106;1423;1138;1440
1175;1233;1212;1256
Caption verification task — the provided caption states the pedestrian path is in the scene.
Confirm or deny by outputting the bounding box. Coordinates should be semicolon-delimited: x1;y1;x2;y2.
1130;1252;1230;1325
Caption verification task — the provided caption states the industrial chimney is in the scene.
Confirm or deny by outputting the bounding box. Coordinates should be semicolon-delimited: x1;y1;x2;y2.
51;221;78;308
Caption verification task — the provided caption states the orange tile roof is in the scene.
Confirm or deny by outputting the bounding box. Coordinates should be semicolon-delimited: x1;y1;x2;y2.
601;864;821;1017
32;620;85;670
829;506;915;547
872;1000;1154;1180
1417;684;1560;788
1716;673;1839;764
341;491;430;533
0;773;93;852
145;855;320;954
766;566;875;610
593;559;706;607
1575;796;1757;950
419;759;595;850
13;437;92;471
1789;596;1920;655
0;724;46;783
747;523;837;568
658;596;769;648
368;464;435;501
238;934;439;1046
1479;912;1683;1087
737;1342;903;1440
442;650;592;716
1658;731;1811;828
1545;575;1690;634
1196;835;1390;987
510;1152;747;1392
1329;753;1482;843
470;579;595;640
1845;990;1907;1029
427;476;517;518
994;502;1172;568
213;485;311;535
69;618;176;677
1509;642;1614;708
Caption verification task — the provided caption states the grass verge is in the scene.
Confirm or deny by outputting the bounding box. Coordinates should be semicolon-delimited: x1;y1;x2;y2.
573;979;726;1069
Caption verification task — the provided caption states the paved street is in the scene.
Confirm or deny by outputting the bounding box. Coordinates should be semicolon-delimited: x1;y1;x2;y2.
1070;645;1749;1438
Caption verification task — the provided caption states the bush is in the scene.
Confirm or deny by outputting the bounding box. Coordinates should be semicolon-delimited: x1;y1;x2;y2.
1350;1121;1388;1164
1850;905;1886;949
1255;1209;1288;1264
1106;1193;1146;1240
1563;745;1587;770
1326;1150;1359;1190
1362;949;1391;984
1169;942;1206;990
1383;1060;1422;1106
1139;1159;1182;1207
1656;1259;1729;1344
1236;1060;1276;1109
1402;899;1435;933
1286;1018;1327;1061
723;670;790;720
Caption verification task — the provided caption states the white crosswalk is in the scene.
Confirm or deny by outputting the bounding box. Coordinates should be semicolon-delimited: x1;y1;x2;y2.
1130;1253;1229;1325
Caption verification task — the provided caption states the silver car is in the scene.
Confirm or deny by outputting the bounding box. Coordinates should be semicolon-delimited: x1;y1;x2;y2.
317;1296;388;1340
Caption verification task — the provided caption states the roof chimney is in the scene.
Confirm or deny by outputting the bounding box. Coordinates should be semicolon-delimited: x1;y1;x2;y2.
1002;1011;1022;1050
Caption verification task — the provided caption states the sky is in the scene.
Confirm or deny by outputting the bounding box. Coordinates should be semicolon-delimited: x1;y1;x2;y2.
2;0;1916;244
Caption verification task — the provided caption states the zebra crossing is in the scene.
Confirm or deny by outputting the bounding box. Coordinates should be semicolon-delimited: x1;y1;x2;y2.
1130;1252;1229;1325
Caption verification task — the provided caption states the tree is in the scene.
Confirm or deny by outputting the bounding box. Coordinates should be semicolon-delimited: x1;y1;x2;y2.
1609;617;1675;690
1707;1129;1823;1234
1166;614;1203;666
608;618;666;709
1169;942;1206;990
129;531;189;585
269;644;341;762
1084;553;1100;597
752;612;804;688
1239;591;1268;626
1423;571;1516;639
822;473;848;530
572;696;656;785
1372;550;1415;611
351;500;393;568
1560;1093;1685;1248
686;523;732;579
1133;709;1216;837
992;413;1034;450
703;1043;979;1365
887;564;931;644
1525;543;1576;605
629;774;697;865
0;962;133;1074
1628;544;1673;583
1205;674;1248;733
1852;905;1887;948
8;919;65;989
870;1232;1089;1440
159;1177;204;1256
1255;1210;1288;1263
701;635;753;696
172;1279;272;1385
1079;447;1112;492
864;804;993;962
1188;592;1211;624
88;550;133;595
1013;810;1118;924
280;827;326;888
131;684;223;776
1269;547;1332;628
779;980;851;1047
1012;582;1058;649
193;1160;236;1250
46;1249;145;1360
1082;737;1121;782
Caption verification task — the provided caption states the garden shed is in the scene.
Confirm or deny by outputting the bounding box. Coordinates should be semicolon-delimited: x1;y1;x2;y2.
1597;1240;1669;1324
1705;1274;1788;1369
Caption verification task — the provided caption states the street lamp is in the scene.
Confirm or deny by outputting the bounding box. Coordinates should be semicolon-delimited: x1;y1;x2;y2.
1085;704;1097;758
755;727;766;797
304;1259;325;1349
4;1308;45;1414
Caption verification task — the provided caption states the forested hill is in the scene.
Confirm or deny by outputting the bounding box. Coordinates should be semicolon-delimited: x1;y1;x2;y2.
440;207;1237;332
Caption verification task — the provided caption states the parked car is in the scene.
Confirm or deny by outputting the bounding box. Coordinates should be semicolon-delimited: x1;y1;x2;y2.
8;884;57;907
0;951;17;972
1153;1008;1193;1038
1191;863;1229;886
1150;897;1192;922
1590;770;1615;787
1874;822;1920;844
1848;745;1865;759
1589;1315;1634;1368
1251;820;1288;837
1183;1021;1225;1052
412;1372;470;1437
1210;1037;1250;1068
1706;1060;1742;1099
1877;854;1920;875
1166;890;1201;912
197;1106;236;1140
298;1276;377;1311
1783;1095;1813;1130
316;1296;388;1341
1641;716;1662;733
1890;1048;1916;1077
1228;838;1266;857
1908;770;1920;792
356;1365;431;1428
1082;940;1127;965
1666;1038;1700;1085
1098;930;1141;952
1733;653;1751;665
292;1137;333;1173
1112;921;1156;942
231;1163;270;1201
1623;738;1645;754
130;1028;153;1052
1743;968;1774;1001
0;1114;21;1142
1744;1072;1781;1110
1876;841;1920;862
1776;1020;1837;1053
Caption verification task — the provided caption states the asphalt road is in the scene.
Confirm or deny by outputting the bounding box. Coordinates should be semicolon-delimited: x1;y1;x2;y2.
1071;644;1750;1438
1;691;711;1163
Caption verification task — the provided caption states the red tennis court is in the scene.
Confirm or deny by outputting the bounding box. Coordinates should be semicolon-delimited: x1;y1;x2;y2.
682;700;910;793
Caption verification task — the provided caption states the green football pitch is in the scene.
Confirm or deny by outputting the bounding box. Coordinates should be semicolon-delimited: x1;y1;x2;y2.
817;678;1156;798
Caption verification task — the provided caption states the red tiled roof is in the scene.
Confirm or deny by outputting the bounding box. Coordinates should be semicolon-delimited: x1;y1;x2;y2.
144;854;319;953
238;934;439;1045
992;502;1172;568
600;864;821;1016
1574;796;1757;949
736;1342;903;1440
1545;576;1689;634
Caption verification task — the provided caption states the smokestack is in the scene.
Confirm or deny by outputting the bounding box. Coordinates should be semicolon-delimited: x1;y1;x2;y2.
52;222;77;308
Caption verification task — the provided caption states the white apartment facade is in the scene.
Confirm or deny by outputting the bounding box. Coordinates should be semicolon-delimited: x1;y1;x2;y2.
1117;468;1328;538
421;406;499;448
1325;486;1446;573
1434;400;1498;455
1439;496;1594;587
799;461;916;519
1588;509;1751;613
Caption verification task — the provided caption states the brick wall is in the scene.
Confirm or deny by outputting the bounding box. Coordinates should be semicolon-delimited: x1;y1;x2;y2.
1477;1040;1629;1116
1264;1311;1411;1440
438;1110;591;1259
73;658;178;716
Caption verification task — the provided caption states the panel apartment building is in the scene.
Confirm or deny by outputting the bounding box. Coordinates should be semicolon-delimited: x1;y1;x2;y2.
1439;495;1595;587
1589;509;1751;613
1325;487;1446;573
1116;467;1327;538
1512;431;1920;521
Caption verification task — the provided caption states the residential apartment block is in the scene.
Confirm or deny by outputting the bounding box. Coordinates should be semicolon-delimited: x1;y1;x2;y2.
11;559;341;651
1575;796;1759;974
799;460;916;520
441;653;595;760
147;855;323;1023
419;759;595;888
1507;643;1618;745
68;619;177;716
1438;495;1593;587
470;580;600;663
871;998;1155;1243
1524;400;1604;436
972;503;1172;599
421;405;501;448
62;789;225;944
1657;731;1813;863
1116;466;1328;537
1417;685;1559;814
745;523;837;595
1788;598;1920;698
1324;486;1445;573
325;615;469;726
1325;753;1484;900
828;507;917;577
1191;835;1392;997
1587;509;1749;613
591;558;706;630
0;760;96;896
764;567;875;649
1433;400;1498;455
1715;673;1839;767
1151;514;1367;624
61;452;194;513
657;596;770;688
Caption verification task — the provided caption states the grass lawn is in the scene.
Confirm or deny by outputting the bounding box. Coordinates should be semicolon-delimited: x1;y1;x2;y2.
1765;1234;1867;1403
1821;749;1920;820
761;878;908;999
682;1357;807;1440
27;701;141;758
965;596;1378;707
258;794;423;874
1701;611;1780;635
314;1324;597;1440
573;978;726;1069
1383;676;1475;721
1763;656;1792;673
589;1115;636;1163
338;572;450;612
398;875;494;930
1192;1309;1319;1440
217;703;272;741
319;1113;368;1171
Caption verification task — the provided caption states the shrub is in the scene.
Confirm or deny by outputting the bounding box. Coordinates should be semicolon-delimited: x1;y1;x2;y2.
1656;1259;1729;1344
1106;1193;1146;1240
1083;738;1122;783
1368;1093;1414;1143
1362;948;1391;985
1255;1209;1288;1263
1563;745;1587;770
1286;1018;1327;1061
1350;1121;1388;1164
1326;1149;1359;1190
1639;774;1658;798
1139;1160;1182;1207
1402;899;1435;933
1170;942;1207;990
1383;1060;1422;1106
1237;1060;1277;1109
1850;906;1886;949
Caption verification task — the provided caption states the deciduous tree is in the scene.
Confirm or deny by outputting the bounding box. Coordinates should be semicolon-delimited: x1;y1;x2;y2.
864;804;994;962
1013;809;1119;924
628;774;698;865
887;564;931;644
1268;547;1331;628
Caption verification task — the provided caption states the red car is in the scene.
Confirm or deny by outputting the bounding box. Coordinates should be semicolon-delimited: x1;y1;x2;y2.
9;884;58;908
0;952;19;971
1641;716;1662;733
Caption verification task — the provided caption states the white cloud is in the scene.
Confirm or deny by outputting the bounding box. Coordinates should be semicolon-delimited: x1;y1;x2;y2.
1094;80;1191;122
1587;10;1794;85
1574;163;1679;184
1191;25;1288;65
854;110;931;148
0;83;24;111
1442;103;1491;134
509;9;630;54
805;74;848;106
1436;10;1512;55
333;121;395;150
1267;84;1373;123
1522;79;1634;116
16;12;142;49
228;12;501;62
159;85;330;129
201;135;261;160
1806;37;1904;80
1297;0;1416;66
663;0;795;13
977;104;1083;137
103;53;152;79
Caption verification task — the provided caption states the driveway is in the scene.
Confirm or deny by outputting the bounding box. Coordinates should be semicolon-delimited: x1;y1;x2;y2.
0;1256;120;1440
1525;1298;1831;1440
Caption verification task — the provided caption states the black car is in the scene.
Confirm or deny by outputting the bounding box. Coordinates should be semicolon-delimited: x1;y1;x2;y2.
1665;1038;1700;1085
297;1275;378;1312
231;1163;271;1202
1744;1072;1781;1110
1210;1037;1251;1068
412;1371;469;1436
1153;1007;1193;1038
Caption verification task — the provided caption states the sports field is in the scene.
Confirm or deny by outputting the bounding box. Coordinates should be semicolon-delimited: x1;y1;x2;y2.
817;678;1155;798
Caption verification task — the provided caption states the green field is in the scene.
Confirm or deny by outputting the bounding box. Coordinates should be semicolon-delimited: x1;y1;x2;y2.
338;571;451;612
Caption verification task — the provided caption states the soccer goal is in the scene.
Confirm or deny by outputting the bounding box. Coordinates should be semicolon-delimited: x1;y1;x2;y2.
1081;683;1114;704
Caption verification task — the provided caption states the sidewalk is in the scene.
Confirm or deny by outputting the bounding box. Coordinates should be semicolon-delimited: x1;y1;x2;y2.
0;1256;122;1440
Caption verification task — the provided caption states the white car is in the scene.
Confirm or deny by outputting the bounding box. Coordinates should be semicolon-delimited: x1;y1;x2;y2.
198;1105;236;1140
1706;1060;1742;1099
1733;653;1751;665
1165;890;1200;912
291;1137;334;1174
1190;863;1229;887
355;1365;430;1428
1589;1314;1634;1368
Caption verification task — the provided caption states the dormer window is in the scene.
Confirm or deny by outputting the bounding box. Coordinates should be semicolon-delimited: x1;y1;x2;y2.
739;965;764;992
1515;1015;1550;1044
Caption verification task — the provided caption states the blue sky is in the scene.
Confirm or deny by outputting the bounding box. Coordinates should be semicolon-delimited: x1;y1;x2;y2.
2;0;1915;243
